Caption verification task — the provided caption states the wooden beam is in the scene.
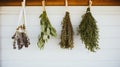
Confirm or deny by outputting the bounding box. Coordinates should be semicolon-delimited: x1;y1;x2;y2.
0;0;120;6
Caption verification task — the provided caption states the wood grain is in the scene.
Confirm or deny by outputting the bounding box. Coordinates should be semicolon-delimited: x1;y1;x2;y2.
0;0;120;6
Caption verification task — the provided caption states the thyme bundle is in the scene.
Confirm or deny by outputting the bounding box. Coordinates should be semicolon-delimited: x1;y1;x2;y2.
12;24;30;50
78;7;99;52
60;12;74;49
37;11;57;49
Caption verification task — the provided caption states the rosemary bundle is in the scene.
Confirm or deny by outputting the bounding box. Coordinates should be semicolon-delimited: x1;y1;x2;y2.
37;11;57;49
12;24;30;50
78;7;99;52
60;12;74;49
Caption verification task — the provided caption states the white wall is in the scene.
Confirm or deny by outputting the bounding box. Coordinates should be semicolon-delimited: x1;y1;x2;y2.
0;6;120;67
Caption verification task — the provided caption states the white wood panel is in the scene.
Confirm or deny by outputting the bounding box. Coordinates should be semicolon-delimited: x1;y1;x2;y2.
1;25;120;38
0;6;120;67
1;60;120;67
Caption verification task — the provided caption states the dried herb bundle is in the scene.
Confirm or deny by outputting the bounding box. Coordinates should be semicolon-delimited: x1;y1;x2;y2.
78;7;99;52
60;12;74;49
12;24;30;50
37;11;57;49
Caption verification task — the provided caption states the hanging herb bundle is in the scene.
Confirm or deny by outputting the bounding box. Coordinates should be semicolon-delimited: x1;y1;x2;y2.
60;11;74;49
37;0;57;49
12;1;30;50
78;1;99;52
12;24;30;50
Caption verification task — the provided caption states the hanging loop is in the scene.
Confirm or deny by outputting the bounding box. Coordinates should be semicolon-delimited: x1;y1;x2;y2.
22;0;26;25
22;0;26;8
42;0;45;11
65;0;68;11
23;0;26;3
89;0;92;8
17;0;27;31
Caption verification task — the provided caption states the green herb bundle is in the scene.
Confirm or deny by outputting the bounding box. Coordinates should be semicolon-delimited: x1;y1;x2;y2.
78;7;99;52
12;24;30;50
37;11;57;49
60;12;74;49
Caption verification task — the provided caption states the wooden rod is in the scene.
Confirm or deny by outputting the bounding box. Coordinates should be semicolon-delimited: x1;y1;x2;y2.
0;0;120;6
